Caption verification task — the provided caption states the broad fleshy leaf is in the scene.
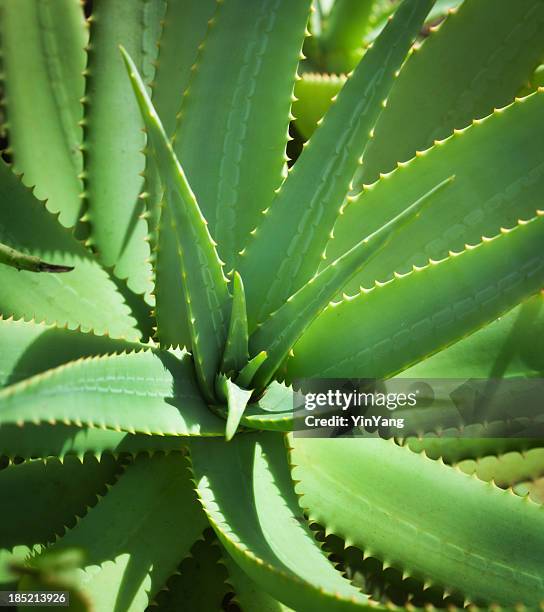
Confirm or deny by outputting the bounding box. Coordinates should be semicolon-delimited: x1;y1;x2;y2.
0;160;139;340
240;0;435;328
190;433;378;611
326;92;544;292
289;437;544;606
43;453;207;612
0;350;224;436
285;212;544;380
83;0;164;295
0;0;87;227
173;0;312;273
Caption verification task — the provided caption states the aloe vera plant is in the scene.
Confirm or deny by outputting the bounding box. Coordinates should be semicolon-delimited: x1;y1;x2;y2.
1;0;544;609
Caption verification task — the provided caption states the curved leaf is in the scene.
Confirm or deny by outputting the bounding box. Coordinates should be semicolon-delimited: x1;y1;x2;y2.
83;0;164;295
173;0;312;273
122;48;231;400
285;213;544;380
0;0;87;227
240;0;434;328
289;436;544;606
327;92;544;292
0;349;224;436
46;453;207;612
0;161;139;340
190;433;378;611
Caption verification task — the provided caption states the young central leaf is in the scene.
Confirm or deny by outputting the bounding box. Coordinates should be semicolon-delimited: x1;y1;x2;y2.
250;176;454;390
121;47;231;403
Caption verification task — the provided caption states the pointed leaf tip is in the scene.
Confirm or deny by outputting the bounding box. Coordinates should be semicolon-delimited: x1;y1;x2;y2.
121;47;231;401
216;375;253;441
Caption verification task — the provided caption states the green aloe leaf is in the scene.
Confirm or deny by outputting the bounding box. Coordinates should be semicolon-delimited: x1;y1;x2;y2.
327;92;544;292
0;161;139;340
0;350;224;436
0;317;143;389
173;0;312;273
145;0;216;347
83;0;164;296
293;73;345;139
285;212;544;380
221;272;249;376
236;351;267;389
314;0;374;73
0;0;87;228
355;0;544;186
289;437;544;606
0;424;190;462
43;453;207;612
456;448;544;488
189;433;377;611
250;177;453;389
240;0;434;328
122;47;231;401
215;375;253;442
0;455;121;583
402;291;544;378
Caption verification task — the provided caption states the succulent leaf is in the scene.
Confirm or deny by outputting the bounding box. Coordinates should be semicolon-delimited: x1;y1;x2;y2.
0;317;142;388
286;211;544;380
43;453;207;612
0;0;87;227
0;160;140;340
327;91;544;292
236;351;268;389
240;0;435;328
83;0;164;296
251;176;454;389
221;272;250;376
0;424;190;463
215;375;253;442
355;0;544;186
189;433;376;611
0;350;224;436
173;0;312;273
289;436;544;606
0;455;121;583
145;0;216;346
293;73;346;139
122;47;231;401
